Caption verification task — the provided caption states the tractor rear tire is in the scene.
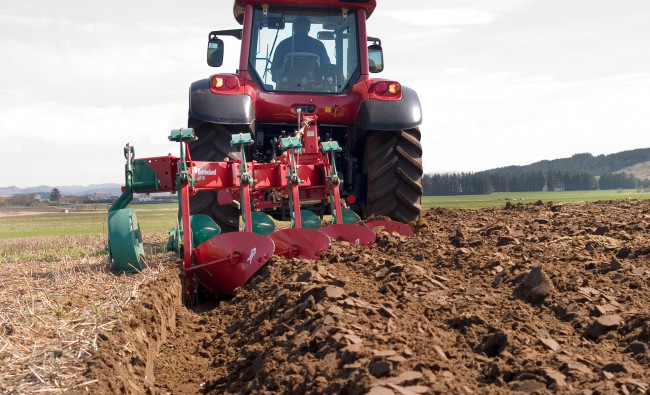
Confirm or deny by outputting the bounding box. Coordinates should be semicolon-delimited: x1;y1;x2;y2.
364;128;423;223
187;120;240;233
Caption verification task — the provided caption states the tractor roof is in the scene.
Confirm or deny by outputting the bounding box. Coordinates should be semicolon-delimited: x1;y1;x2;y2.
233;0;376;24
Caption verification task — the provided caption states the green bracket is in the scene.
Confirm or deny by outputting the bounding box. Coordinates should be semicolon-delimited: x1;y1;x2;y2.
132;159;160;191
231;133;254;147
109;144;162;213
280;136;302;150
169;128;195;142
321;141;342;153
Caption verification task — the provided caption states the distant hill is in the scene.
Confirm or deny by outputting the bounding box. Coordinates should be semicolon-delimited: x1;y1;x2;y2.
0;184;122;196
618;161;650;180
482;148;650;178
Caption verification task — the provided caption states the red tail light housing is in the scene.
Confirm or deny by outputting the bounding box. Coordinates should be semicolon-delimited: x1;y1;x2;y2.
210;74;240;93
369;81;402;99
374;81;388;94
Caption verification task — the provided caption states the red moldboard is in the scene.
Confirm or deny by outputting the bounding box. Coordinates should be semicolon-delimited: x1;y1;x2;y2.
192;232;275;296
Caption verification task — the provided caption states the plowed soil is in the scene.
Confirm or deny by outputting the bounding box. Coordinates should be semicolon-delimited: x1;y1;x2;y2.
80;200;650;394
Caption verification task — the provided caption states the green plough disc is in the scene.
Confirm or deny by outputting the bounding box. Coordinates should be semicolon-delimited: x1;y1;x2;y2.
300;210;322;230
166;215;221;252
251;211;275;235
190;214;221;248
341;208;362;224
108;208;145;273
166;227;179;253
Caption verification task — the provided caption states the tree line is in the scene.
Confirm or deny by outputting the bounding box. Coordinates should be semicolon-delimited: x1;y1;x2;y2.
423;171;649;196
485;148;650;176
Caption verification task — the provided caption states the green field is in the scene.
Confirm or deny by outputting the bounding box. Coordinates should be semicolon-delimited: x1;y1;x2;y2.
0;204;178;239
422;189;650;210
2;189;650;238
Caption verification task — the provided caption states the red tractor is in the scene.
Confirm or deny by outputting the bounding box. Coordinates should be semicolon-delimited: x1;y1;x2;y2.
107;0;422;303
189;0;423;232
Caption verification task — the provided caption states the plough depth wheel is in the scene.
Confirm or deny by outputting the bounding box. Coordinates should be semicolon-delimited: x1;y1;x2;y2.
108;208;145;273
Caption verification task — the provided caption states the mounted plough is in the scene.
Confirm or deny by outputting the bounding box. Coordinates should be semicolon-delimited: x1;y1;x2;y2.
107;117;413;304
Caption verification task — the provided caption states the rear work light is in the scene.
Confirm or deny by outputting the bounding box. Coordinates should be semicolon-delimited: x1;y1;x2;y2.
210;74;240;92
371;81;401;97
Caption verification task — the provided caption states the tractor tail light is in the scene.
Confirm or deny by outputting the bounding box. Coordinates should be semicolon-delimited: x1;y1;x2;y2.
225;76;239;89
211;77;224;89
371;81;401;97
374;82;387;95
210;74;240;92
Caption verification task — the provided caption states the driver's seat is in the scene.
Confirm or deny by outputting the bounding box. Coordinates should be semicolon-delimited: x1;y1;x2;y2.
277;52;320;89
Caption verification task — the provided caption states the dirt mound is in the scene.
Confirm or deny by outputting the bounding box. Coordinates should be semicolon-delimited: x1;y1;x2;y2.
83;200;650;394
80;268;180;393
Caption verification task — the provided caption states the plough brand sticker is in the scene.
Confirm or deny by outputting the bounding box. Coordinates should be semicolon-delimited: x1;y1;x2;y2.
194;166;218;182
198;168;217;176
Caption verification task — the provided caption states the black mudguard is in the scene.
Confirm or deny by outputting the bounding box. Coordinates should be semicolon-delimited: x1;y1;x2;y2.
188;79;255;124
355;86;422;131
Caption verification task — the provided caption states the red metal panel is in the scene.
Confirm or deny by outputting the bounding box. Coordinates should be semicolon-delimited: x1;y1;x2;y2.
252;162;287;188
358;9;369;77
192;161;237;189
290;181;302;227
299;186;328;201
144;156;178;192
234;0;377;24
239;4;254;72
303;116;319;154
296;164;324;187
253;90;364;124
241;182;252;232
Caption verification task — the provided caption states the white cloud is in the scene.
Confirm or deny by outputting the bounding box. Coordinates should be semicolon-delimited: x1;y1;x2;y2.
377;9;496;27
410;70;650;173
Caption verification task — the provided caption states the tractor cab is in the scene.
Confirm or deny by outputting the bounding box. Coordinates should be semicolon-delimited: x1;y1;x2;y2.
207;1;384;96
250;9;359;93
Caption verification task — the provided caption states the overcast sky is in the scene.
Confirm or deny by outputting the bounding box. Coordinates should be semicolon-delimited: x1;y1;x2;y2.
1;0;649;188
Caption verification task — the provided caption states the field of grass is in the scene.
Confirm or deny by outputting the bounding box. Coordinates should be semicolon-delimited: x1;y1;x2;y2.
2;189;650;238
0;204;178;239
422;189;650;210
